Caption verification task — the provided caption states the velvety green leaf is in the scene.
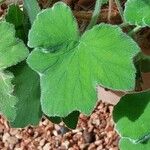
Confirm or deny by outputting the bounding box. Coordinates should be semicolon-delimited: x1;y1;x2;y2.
0;72;17;121
27;2;139;117
119;138;150;150
102;0;108;4
113;90;150;140
10;64;42;128
24;0;40;24
6;4;24;29
5;4;25;41
63;111;80;129
0;21;29;70
28;2;79;49
124;0;150;27
47;116;62;124
0;21;29;121
0;0;4;4
46;111;80;129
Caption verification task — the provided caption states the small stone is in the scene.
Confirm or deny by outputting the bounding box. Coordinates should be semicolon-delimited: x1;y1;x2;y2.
62;141;70;149
10;129;19;136
109;147;119;150
15;148;23;150
88;143;96;150
7;136;18;145
83;131;95;143
40;139;46;146
3;133;10;142
97;145;103;150
53;130;58;136
43;143;51;150
95;140;102;146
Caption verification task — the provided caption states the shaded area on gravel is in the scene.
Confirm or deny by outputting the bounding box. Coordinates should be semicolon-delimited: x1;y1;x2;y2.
0;102;119;150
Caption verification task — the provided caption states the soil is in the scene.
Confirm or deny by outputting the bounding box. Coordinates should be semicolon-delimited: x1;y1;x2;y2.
0;101;120;150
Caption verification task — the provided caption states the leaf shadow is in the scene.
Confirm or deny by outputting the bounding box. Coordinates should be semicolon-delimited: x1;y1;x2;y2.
113;91;150;122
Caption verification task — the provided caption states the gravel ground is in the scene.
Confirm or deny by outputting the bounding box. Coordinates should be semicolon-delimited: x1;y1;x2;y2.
0;102;119;150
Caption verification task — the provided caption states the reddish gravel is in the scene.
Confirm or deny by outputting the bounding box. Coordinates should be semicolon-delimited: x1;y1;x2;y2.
0;102;120;150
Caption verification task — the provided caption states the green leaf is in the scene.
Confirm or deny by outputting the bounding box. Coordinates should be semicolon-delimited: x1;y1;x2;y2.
10;63;42;128
47;116;62;124
28;2;79;49
5;4;26;41
140;55;150;73
0;21;29;70
113;90;150;140
27;2;139;117
0;21;29;121
124;0;150;27
5;6;41;127
0;72;17;121
24;0;41;24
119;138;150;150
46;111;80;129
63;111;80;129
102;0;108;4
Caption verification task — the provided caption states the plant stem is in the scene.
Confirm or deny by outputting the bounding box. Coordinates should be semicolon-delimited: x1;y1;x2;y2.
128;26;142;37
108;0;113;22
119;22;129;28
86;0;102;30
114;0;124;22
24;0;41;25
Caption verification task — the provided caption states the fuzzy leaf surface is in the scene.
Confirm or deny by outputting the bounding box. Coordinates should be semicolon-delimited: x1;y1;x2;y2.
0;22;29;70
5;4;25;40
27;2;139;117
0;21;29;121
10;64;42;128
124;0;150;26
119;138;150;150
113;90;150;140
28;2;79;49
0;72;17;121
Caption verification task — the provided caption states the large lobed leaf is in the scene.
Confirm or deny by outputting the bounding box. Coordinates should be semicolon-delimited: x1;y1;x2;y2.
27;2;140;117
0;21;29;121
113;90;150;149
124;0;150;27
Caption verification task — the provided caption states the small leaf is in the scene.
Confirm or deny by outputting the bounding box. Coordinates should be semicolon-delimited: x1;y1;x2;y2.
10;63;42;128
47;116;62;124
0;21;29;70
28;2;79;49
0;21;29;121
0;72;17;121
119;138;150;150
124;0;150;27
5;4;25;41
24;0;41;24
63;111;80;129
46;111;80;129
113;90;150;140
27;2;139;117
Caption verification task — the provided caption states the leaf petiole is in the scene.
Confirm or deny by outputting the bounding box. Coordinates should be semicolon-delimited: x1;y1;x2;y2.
86;0;102;30
114;0;124;22
128;26;142;37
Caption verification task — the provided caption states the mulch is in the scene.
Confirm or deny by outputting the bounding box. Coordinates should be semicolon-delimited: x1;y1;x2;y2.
0;101;120;150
